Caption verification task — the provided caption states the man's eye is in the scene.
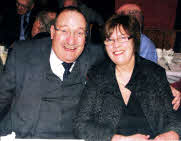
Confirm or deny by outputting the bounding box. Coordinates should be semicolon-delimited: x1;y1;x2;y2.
60;29;67;33
78;32;84;35
107;38;112;42
121;37;127;40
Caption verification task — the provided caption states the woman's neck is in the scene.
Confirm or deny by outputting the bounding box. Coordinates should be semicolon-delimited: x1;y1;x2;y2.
115;56;135;86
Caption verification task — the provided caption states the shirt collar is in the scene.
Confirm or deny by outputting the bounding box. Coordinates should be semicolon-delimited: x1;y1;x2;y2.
50;49;63;67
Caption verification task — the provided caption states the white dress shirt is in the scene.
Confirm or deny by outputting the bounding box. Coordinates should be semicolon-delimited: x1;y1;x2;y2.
49;49;75;81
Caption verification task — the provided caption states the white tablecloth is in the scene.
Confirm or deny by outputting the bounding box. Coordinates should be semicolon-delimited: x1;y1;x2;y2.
164;53;181;83
0;132;84;141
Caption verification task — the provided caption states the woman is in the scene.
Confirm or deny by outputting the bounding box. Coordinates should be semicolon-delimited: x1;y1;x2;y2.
73;15;181;141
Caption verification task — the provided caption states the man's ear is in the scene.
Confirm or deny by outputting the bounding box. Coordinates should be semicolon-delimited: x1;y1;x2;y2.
50;25;55;39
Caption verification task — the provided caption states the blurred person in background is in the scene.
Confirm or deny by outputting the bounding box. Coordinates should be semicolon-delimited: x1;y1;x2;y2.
0;0;36;46
31;10;56;39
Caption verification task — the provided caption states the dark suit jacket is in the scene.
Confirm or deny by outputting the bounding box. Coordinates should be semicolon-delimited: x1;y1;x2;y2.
0;37;105;138
74;55;181;141
31;32;50;40
0;58;3;72
0;9;36;46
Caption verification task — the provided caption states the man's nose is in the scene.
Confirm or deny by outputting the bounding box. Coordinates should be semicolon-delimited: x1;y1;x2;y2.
66;32;76;45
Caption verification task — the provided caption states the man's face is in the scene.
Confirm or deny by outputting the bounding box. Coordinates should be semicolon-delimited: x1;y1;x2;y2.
50;10;86;63
47;12;56;20
16;0;34;15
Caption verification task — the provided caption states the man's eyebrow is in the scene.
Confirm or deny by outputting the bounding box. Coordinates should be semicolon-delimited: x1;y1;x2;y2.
56;25;86;29
56;25;68;27
79;27;86;30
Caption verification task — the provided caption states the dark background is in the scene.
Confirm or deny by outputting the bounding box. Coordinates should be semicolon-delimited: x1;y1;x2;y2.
175;0;181;29
0;0;180;29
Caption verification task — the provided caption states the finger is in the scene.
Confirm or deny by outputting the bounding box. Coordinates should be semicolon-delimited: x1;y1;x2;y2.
145;135;150;139
173;101;180;110
173;105;178;111
154;136;160;141
170;86;176;96
172;98;177;105
172;96;180;104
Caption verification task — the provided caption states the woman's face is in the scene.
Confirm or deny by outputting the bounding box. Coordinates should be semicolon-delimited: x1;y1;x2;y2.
105;25;135;66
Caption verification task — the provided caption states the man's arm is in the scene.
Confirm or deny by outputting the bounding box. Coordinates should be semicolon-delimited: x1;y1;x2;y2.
170;85;181;110
0;45;16;118
140;34;158;63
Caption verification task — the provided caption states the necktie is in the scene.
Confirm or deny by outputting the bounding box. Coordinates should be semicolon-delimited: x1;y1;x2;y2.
62;62;73;79
23;14;28;35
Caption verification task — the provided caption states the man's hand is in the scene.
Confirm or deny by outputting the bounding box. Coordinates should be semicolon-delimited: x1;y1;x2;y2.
153;131;179;141
111;134;150;141
170;85;181;110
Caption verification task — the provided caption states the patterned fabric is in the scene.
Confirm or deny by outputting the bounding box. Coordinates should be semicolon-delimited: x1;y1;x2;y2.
74;54;181;141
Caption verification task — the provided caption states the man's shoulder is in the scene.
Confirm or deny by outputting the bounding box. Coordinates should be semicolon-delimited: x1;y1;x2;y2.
141;34;155;48
10;37;51;59
13;37;51;49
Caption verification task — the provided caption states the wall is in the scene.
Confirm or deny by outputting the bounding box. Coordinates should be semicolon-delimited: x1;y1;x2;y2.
115;0;178;30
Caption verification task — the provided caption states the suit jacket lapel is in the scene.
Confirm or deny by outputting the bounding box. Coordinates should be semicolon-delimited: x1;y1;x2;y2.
62;47;89;86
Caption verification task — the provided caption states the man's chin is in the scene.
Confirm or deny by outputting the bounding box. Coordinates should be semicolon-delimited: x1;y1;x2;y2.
17;11;26;15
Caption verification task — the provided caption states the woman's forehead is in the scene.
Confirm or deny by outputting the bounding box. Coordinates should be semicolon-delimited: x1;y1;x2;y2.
111;25;128;36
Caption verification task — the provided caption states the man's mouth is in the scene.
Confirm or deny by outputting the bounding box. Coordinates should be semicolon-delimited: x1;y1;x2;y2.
64;45;79;51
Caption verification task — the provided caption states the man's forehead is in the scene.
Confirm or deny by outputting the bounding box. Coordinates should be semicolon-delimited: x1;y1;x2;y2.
17;0;31;5
56;10;86;26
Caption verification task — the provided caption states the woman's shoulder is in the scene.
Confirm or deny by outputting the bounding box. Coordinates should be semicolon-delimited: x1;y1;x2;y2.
137;55;166;76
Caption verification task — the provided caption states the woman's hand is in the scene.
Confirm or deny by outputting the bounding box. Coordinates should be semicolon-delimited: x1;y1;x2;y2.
111;134;150;141
153;131;179;141
170;86;181;110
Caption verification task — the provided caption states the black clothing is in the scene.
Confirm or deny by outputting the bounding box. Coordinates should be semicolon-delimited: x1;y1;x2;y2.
32;32;50;40
116;92;153;138
0;9;37;46
0;37;105;138
74;55;181;141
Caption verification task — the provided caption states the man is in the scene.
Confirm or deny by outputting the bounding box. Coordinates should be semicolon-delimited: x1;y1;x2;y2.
0;7;104;138
116;4;157;63
0;0;36;46
31;10;56;39
116;3;181;111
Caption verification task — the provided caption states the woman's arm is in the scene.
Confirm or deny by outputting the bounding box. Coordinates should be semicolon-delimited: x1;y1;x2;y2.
154;68;181;139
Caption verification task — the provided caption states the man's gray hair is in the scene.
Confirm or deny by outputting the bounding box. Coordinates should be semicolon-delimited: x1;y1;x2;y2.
120;10;144;32
36;10;56;33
